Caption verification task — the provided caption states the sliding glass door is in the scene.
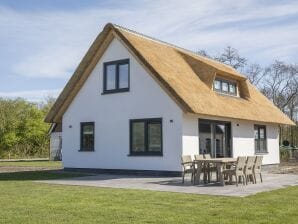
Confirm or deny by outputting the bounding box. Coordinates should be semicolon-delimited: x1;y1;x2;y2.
199;119;232;158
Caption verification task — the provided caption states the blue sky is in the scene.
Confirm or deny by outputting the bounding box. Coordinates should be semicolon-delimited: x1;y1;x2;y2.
1;0;298;101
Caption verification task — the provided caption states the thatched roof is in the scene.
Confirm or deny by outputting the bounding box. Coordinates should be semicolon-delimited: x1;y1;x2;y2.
45;23;295;125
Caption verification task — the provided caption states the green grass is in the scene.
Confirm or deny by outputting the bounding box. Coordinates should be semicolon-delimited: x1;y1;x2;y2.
0;165;297;223
0;160;62;168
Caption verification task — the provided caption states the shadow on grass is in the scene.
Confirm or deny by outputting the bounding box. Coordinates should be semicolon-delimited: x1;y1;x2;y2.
0;170;88;181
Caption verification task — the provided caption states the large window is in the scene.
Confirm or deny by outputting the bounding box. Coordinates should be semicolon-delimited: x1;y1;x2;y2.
213;78;237;95
80;122;95;151
130;118;162;156
103;59;129;94
254;125;267;153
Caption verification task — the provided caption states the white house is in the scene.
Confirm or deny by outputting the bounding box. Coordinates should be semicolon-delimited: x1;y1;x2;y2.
46;23;294;175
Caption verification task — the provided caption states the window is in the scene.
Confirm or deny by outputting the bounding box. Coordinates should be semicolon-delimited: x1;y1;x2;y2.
254;125;267;153
213;78;237;96
103;59;129;94
130;118;162;156
80;122;95;151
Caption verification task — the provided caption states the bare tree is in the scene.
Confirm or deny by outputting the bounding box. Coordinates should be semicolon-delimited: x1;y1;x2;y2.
214;46;247;70
261;61;298;115
245;63;264;87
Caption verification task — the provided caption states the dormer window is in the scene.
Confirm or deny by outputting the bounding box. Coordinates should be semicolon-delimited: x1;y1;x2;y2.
213;78;237;96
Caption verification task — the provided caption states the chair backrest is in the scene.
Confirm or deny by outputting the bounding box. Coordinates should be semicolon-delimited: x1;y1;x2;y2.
203;154;211;159
181;155;193;169
246;156;256;170
194;154;204;160
254;156;263;171
236;156;247;172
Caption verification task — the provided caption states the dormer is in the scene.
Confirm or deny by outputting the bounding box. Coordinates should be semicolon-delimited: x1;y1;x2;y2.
213;77;238;97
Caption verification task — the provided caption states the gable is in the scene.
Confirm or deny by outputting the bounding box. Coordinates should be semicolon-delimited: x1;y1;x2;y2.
45;23;295;125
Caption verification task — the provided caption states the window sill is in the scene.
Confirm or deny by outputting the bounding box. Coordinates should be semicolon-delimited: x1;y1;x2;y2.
128;153;163;157
78;149;95;152
255;152;268;155
102;88;129;95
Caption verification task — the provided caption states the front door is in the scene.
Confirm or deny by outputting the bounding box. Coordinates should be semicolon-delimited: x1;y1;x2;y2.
199;119;232;158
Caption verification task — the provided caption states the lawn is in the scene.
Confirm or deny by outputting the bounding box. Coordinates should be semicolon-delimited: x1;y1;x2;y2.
0;162;297;224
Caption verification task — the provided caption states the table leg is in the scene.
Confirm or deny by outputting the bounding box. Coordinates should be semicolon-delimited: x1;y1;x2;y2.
217;163;224;186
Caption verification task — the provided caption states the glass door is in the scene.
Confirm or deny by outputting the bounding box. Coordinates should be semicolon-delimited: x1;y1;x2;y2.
199;119;232;158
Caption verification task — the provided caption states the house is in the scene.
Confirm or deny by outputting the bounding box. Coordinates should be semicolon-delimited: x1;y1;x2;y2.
45;23;295;175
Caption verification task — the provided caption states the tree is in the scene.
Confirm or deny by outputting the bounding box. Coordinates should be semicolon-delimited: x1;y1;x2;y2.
214;46;247;70
261;61;298;116
245;63;264;87
0;98;52;158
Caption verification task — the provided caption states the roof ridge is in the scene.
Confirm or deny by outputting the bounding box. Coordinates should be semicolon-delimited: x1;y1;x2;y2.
111;23;240;74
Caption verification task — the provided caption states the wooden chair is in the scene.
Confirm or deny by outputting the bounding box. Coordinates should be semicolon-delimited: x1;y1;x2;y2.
253;156;263;183
244;156;256;184
181;155;195;183
223;156;247;186
193;154;205;184
203;154;218;181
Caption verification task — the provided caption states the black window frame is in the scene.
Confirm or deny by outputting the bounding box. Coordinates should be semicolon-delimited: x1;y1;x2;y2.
103;59;130;94
213;78;237;96
254;124;267;154
80;122;95;152
129;118;163;156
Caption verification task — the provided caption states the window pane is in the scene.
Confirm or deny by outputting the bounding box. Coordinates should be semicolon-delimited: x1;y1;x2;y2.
255;139;259;152
229;83;236;94
259;139;266;152
81;123;94;150
132;122;145;152
148;122;162;152
259;128;265;139
222;82;228;92
119;63;129;89
214;80;221;90
106;64;116;90
254;127;259;139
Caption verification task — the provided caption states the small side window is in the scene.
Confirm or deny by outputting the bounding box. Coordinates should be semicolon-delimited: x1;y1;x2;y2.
80;122;95;151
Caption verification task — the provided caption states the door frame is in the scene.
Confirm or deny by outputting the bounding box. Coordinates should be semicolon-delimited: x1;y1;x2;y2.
198;118;233;158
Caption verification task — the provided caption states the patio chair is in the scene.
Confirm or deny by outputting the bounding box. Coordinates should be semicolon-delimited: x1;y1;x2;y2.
223;156;247;186
203;154;218;182
193;154;206;184
244;156;256;184
181;155;195;184
253;156;263;183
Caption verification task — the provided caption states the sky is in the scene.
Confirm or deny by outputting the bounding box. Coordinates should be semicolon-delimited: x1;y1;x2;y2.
0;0;298;102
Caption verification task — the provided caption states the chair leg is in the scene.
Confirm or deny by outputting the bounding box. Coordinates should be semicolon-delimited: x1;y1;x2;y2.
235;175;238;187
243;175;246;186
253;173;257;184
182;173;185;184
260;173;263;183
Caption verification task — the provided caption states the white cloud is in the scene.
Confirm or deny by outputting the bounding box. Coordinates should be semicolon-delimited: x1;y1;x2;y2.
0;89;61;102
1;0;298;81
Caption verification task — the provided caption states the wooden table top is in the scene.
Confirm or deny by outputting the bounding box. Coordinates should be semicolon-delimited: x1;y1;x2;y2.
193;158;237;163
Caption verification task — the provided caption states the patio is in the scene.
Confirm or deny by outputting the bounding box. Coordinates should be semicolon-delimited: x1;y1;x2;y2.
38;172;298;197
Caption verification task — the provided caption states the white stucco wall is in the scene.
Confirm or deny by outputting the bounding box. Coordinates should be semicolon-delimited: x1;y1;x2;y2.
62;37;183;171
182;114;199;157
182;114;280;165
232;121;280;165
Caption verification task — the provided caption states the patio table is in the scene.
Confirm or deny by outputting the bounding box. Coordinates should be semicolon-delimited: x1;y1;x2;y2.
193;158;237;186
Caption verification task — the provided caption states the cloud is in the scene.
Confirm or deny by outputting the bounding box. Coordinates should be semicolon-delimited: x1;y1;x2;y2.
1;0;298;82
0;89;61;102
